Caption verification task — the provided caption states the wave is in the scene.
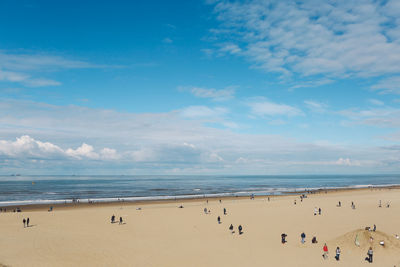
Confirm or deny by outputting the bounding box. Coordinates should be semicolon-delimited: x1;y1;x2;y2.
0;183;398;207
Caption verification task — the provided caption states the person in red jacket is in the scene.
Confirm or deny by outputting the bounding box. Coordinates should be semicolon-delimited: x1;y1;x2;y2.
323;243;328;259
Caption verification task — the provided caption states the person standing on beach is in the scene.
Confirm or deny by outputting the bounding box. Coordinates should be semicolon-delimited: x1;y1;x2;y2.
318;208;321;215
119;217;123;225
322;243;328;259
217;216;221;224
367;247;373;263
281;233;287;244
238;225;243;235
314;207;317;216
229;224;234;232
223;208;226;215
111;215;115;223
335;247;341;261
23;218;26;228
301;232;306;243
27;217;30;227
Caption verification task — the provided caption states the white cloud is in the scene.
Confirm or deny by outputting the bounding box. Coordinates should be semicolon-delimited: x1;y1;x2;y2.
100;148;119;160
0;99;399;174
24;78;61;87
0;51;99;71
371;76;400;94
180;105;228;119
339;107;400;128
180;86;235;101
336;157;360;166
209;0;400;84
0;50;103;87
219;43;241;54
0;70;29;82
162;37;173;44
248;99;303;117
66;143;99;159
304;100;328;113
367;99;384;106
0;135;119;162
0;135;64;158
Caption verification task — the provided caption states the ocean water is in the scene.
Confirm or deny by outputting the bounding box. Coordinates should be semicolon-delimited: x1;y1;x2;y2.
0;174;399;206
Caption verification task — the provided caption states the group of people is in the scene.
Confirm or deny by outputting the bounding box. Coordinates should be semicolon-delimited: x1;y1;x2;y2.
313;207;322;216
281;231;376;263
203;202;243;236
229;224;243;235
22;217;30;228
110;214;124;225
321;244;341;261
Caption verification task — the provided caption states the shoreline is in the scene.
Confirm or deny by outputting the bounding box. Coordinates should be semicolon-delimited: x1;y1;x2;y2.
2;184;399;211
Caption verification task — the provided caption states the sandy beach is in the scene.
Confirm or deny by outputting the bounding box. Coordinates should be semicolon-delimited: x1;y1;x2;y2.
0;188;400;267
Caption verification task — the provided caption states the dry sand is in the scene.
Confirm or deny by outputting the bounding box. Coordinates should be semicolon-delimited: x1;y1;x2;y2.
0;188;400;267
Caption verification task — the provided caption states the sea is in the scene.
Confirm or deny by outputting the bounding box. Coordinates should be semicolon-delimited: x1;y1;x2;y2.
0;174;399;207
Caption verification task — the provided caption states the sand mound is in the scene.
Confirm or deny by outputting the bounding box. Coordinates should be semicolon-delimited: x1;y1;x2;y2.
328;229;400;253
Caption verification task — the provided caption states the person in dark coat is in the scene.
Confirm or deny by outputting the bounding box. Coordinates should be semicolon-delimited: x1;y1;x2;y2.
281;233;287;244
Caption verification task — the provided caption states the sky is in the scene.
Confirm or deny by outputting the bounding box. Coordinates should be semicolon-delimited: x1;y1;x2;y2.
0;0;400;175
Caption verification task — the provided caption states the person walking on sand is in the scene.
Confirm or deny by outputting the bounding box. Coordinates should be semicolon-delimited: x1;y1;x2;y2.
217;216;221;224
111;215;115;223
27;217;30;227
223;208;226;215
322;243;328;259
335;247;341;261
204;208;207;214
229;224;234;232
367;247;373;263
238;225;243;235
23;218;26;228
119;217;123;225
318;207;321;215
314;207;317;216
373;224;376;232
301;232;306;244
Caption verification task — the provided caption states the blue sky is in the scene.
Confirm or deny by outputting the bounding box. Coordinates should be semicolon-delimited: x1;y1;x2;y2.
0;0;400;174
